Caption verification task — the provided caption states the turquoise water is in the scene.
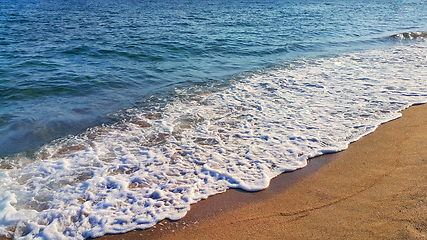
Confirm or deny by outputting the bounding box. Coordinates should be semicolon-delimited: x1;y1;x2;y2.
0;0;426;239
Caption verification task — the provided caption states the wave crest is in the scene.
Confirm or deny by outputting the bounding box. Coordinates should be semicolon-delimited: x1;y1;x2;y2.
391;32;427;40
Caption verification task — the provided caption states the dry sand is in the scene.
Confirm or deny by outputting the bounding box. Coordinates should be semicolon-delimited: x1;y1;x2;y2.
98;103;427;240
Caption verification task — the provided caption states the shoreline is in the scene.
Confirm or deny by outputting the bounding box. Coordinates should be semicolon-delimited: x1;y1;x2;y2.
96;128;339;240
98;103;427;239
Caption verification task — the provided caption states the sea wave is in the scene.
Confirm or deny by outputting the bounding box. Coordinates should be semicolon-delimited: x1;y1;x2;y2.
0;41;426;239
391;31;427;40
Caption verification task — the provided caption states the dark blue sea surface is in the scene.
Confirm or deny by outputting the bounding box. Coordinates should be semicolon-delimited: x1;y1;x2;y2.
1;0;425;157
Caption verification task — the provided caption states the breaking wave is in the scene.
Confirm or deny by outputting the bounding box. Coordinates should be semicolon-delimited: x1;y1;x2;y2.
391;31;427;40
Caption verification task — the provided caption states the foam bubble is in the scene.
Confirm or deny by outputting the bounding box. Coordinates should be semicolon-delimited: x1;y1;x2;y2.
1;41;426;239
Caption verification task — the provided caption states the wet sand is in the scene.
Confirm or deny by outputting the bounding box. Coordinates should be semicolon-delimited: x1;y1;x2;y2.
98;103;427;239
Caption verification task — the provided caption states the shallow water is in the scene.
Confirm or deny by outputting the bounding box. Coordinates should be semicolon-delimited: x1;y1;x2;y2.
0;0;426;238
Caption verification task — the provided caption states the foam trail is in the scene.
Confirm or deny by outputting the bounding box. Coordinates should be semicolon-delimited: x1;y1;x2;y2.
0;41;426;239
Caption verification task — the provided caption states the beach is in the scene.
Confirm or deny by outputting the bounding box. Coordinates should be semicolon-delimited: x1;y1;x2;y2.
98;103;427;239
2;1;427;238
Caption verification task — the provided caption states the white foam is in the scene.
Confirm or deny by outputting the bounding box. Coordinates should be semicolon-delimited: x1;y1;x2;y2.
392;31;427;40
1;41;426;239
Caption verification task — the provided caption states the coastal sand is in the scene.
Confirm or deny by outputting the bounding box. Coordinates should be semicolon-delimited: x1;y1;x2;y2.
99;103;427;239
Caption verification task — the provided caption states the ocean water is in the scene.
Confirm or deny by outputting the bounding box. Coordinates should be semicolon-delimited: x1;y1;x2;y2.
0;0;426;238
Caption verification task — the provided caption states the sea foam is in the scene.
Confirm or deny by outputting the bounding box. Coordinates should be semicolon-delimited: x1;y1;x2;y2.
0;41;426;239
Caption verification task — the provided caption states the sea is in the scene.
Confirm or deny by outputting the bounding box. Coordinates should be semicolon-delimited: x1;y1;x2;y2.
0;0;426;238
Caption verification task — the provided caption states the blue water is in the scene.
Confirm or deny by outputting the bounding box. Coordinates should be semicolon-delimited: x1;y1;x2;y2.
1;0;425;158
1;0;427;238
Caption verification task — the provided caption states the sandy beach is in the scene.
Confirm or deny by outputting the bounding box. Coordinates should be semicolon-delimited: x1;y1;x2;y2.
97;102;427;239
